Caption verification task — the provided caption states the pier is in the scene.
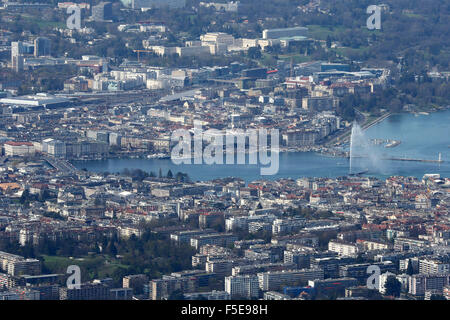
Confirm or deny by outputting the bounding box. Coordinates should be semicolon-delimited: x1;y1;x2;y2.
385;152;444;164
383;157;444;164
348;153;444;164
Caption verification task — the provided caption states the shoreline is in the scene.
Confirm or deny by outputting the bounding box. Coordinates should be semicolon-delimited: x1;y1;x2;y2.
331;111;393;146
326;105;449;146
361;111;392;131
71;107;449;164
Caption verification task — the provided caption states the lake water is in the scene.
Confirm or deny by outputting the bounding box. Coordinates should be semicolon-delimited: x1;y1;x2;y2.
73;110;450;182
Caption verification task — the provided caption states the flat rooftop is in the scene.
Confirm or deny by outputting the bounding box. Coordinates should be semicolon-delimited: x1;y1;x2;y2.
0;93;69;107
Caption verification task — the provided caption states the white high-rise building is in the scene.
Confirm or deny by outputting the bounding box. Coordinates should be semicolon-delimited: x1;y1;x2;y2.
419;259;450;274
225;275;259;299
11;42;25;72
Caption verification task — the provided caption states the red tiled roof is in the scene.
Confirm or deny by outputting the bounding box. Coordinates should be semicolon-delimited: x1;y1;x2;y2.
4;141;33;146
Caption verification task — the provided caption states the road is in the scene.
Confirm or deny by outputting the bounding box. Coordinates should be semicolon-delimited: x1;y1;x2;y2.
43;156;79;174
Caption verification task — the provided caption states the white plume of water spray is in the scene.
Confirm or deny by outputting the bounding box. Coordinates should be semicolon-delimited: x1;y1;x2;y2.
349;123;355;174
349;122;385;174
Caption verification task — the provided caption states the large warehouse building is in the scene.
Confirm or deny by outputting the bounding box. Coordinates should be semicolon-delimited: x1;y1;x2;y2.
0;93;70;109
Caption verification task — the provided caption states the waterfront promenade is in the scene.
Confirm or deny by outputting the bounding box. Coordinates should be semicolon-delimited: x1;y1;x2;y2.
324;112;392;147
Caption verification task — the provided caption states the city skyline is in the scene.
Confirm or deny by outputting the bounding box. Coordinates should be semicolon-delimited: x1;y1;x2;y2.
0;0;449;305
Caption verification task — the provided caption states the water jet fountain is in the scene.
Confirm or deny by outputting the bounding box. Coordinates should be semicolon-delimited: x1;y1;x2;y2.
349;122;385;175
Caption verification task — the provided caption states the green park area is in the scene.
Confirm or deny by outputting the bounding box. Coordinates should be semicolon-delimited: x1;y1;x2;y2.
41;254;130;283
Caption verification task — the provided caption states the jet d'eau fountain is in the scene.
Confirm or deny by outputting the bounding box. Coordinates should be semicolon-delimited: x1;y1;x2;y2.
349;122;386;175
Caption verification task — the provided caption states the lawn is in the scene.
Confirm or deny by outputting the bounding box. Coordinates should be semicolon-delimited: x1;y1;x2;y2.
41;254;130;282
277;53;312;63
306;24;347;40
21;14;66;29
403;12;423;19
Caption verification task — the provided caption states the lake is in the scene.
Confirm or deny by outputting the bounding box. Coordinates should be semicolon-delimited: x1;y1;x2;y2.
73;109;450;182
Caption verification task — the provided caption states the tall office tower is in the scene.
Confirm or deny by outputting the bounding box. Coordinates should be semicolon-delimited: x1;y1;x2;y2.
34;37;51;57
92;2;113;21
11;41;24;72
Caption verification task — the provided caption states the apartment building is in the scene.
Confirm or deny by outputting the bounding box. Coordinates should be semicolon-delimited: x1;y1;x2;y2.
443;285;450;300
311;257;355;279
257;268;324;291
183;290;230;300
225;274;259;299
3;141;35;157
419;258;450;274
205;259;233;277
359;239;391;251
232;262;297;276
59;283;110;300
0;272;17;289
409;274;450;296
328;240;359;257
190;233;238;250
0;287;40;300
339;262;396;284
284;250;311;269
302;96;338;112
308;277;358;296
150;276;196;300
272;218;305;235
0;251;40;276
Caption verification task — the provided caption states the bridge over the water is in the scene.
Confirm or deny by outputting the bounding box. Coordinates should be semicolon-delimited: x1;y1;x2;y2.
43;156;79;174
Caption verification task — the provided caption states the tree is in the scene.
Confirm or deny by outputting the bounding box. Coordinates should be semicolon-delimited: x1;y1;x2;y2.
168;289;185;300
326;35;332;48
107;242;118;256
247;46;262;59
384;276;401;297
355;254;365;263
38;189;52;202
406;259;414;275
20;188;30;203
175;172;190;182
167;169;173;179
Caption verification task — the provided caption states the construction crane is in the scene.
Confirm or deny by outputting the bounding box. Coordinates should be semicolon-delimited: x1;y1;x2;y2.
132;50;153;62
